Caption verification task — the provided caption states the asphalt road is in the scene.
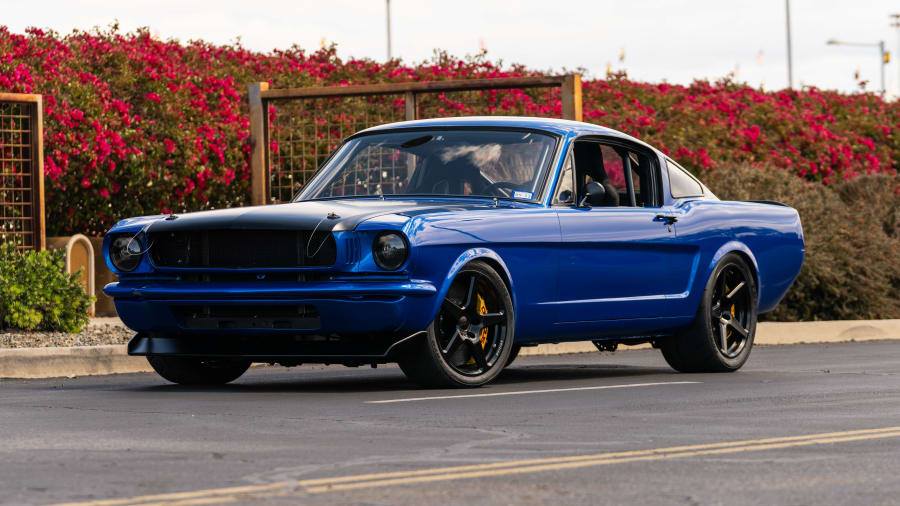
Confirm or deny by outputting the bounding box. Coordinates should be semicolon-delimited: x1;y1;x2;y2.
2;341;900;505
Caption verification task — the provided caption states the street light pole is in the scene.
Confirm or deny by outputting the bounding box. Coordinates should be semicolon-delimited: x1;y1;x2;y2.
891;14;900;95
826;39;888;95
386;0;392;61
786;0;794;89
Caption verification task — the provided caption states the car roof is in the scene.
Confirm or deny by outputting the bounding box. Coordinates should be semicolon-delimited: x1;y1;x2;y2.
355;116;654;149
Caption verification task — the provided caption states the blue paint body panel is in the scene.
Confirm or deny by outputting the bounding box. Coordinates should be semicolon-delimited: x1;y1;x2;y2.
103;117;804;359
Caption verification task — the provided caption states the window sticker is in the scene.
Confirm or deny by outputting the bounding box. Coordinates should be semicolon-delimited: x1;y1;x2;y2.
512;191;533;200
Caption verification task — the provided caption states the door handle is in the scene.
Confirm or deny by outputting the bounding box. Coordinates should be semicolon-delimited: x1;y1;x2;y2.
655;214;678;225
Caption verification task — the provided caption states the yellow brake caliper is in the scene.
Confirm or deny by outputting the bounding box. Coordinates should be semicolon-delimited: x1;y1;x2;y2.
477;294;489;348
465;294;490;365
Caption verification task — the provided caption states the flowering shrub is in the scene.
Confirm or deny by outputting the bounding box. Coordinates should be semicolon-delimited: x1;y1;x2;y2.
2;26;899;320
704;167;900;321
1;26;897;237
585;73;899;185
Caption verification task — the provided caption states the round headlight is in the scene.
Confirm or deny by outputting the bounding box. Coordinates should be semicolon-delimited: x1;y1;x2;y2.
110;235;143;272
372;232;408;271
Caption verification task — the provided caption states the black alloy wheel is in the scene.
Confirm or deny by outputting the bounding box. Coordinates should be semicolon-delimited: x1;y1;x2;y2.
398;261;514;387
437;270;509;375
710;264;753;359
660;253;757;373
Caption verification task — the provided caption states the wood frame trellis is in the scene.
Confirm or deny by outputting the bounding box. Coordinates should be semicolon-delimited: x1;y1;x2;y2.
248;74;582;206
0;93;45;251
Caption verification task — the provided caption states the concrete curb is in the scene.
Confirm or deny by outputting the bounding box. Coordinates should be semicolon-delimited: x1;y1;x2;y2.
520;319;900;356
0;345;153;379
1;320;898;379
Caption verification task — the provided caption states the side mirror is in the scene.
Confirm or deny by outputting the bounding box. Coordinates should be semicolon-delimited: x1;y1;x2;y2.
579;181;606;208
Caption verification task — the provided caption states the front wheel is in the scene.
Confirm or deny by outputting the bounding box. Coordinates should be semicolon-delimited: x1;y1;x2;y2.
660;253;758;373
398;261;514;387
147;356;251;385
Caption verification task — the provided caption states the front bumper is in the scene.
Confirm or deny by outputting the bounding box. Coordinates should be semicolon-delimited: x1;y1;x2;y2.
105;279;439;340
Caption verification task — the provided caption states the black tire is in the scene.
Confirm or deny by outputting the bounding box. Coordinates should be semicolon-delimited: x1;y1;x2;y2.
504;344;522;369
147;356;251;385
660;253;758;373
398;261;514;388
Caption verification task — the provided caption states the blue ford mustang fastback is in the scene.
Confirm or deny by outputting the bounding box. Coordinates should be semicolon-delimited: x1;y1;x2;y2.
103;117;804;387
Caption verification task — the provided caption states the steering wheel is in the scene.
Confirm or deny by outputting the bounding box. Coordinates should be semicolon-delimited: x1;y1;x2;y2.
481;181;519;198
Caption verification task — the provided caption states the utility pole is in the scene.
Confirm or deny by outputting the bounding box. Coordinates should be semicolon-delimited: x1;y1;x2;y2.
386;0;392;61
785;0;794;88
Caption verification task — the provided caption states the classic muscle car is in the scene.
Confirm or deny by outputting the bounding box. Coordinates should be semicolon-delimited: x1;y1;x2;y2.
103;117;804;387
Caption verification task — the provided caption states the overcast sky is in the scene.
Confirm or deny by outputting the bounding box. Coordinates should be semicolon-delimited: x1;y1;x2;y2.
4;0;900;95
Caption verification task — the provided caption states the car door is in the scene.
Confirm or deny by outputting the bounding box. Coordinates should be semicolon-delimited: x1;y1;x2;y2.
554;139;683;323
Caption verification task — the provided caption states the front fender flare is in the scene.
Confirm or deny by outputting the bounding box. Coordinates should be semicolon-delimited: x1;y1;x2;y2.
427;248;518;324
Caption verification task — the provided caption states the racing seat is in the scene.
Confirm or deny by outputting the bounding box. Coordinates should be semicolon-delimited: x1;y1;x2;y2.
573;142;619;207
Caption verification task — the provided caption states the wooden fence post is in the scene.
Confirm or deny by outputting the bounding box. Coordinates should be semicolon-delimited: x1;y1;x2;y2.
248;82;269;206
32;95;45;250
561;74;583;122
404;91;417;121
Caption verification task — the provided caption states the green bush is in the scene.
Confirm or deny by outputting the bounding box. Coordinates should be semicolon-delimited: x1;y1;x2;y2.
0;242;95;333
703;165;900;321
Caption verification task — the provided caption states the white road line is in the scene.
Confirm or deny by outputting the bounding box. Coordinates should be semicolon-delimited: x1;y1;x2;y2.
365;381;701;404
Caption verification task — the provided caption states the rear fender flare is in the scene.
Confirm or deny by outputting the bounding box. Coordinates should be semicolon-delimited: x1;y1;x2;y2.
705;241;761;305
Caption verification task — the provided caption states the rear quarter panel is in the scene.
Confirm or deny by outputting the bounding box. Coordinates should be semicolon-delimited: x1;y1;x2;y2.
671;199;804;317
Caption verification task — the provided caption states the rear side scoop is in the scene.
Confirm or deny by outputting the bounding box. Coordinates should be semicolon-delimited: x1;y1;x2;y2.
746;200;789;207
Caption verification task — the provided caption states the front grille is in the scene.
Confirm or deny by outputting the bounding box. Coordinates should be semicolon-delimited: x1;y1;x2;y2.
175;272;332;283
175;304;321;330
149;230;336;268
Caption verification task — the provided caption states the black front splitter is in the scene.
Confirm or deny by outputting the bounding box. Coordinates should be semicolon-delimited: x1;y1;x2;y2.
127;331;425;364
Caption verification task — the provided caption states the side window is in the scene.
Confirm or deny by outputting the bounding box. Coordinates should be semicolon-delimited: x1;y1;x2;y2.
571;140;658;207
554;151;575;204
666;160;704;198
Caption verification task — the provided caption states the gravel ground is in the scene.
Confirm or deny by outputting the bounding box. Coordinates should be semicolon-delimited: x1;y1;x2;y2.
0;318;132;348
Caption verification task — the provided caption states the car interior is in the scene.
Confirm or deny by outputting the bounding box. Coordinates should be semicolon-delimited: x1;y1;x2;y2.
568;140;658;207
407;154;493;195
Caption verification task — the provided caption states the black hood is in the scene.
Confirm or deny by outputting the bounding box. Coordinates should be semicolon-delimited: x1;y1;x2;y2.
144;198;507;233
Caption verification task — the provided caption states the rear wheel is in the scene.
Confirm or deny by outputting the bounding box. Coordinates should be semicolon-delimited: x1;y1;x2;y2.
398;261;514;387
147;356;251;385
660;253;757;372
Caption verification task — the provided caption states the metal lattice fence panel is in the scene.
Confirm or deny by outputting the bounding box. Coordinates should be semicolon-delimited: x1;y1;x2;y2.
248;76;581;205
413;87;561;119
0;94;44;251
267;94;407;203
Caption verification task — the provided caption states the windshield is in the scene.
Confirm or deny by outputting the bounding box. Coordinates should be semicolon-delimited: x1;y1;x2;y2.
297;129;558;201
